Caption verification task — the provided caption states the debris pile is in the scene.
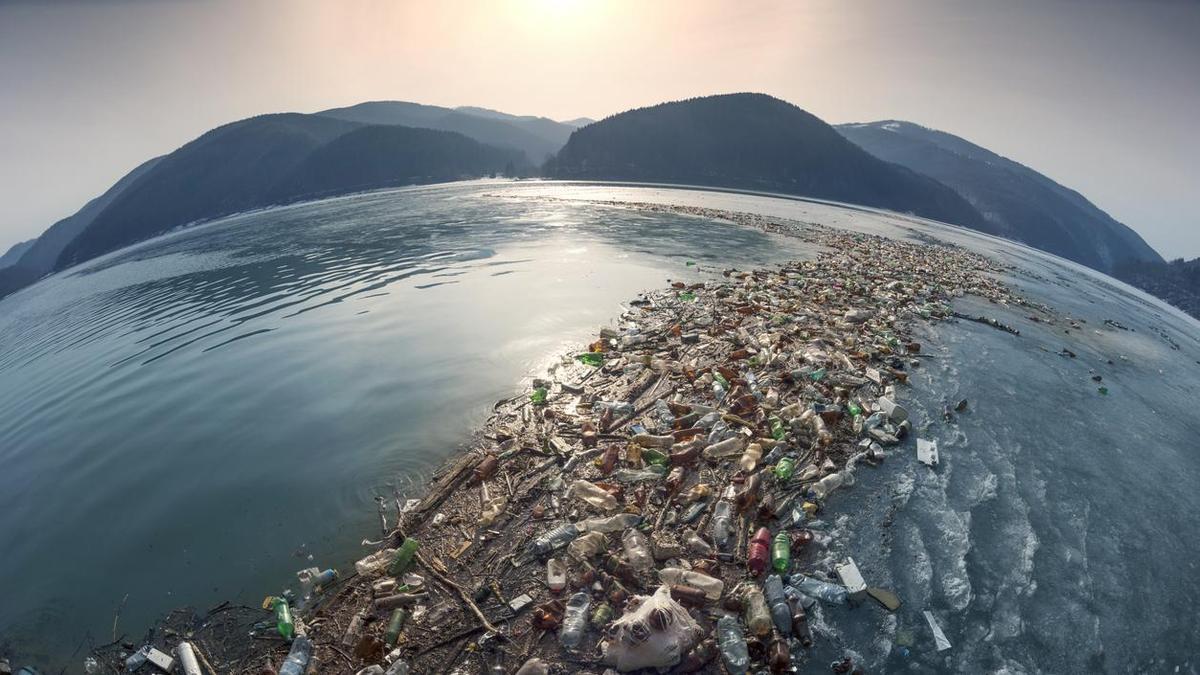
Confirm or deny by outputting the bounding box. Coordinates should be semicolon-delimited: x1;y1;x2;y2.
83;209;1035;674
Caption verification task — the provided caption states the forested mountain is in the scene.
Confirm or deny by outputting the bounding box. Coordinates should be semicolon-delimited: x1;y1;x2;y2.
1114;257;1200;319
545;93;989;231
14;156;163;276
271;125;524;200
318;101;573;163
837;120;1163;272
55;114;525;270
0;239;33;269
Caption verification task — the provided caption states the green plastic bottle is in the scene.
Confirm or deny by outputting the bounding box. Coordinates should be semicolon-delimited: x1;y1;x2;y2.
769;416;785;441
264;596;294;640
713;371;730;389
774;457;796;481
847;401;862;417
642;448;669;467
388;538;420;577
530;387;548;405
771;532;791;573
577;353;604;367
810;367;826;382
384;608;407;645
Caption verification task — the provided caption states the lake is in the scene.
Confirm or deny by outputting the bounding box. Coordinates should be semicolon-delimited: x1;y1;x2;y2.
1;181;1198;672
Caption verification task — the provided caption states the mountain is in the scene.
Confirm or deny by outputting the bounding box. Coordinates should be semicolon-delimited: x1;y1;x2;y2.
544;93;989;231
318;101;574;164
56;114;524;269
271;125;524;200
14;156;163;276
559;117;595;128
0;239;34;269
1114;257;1200;320
837;120;1163;272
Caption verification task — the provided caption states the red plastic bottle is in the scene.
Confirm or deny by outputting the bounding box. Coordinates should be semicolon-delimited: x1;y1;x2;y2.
748;527;771;576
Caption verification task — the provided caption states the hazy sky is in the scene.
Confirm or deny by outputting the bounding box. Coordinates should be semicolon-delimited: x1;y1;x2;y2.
1;0;1197;257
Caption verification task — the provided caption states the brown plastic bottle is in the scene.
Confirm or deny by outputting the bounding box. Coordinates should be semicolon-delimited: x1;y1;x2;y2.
768;636;790;673
790;599;814;647
472;453;499;483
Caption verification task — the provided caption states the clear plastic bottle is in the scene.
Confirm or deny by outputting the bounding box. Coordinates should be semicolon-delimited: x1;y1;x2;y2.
277;636;313;675
743;586;772;637
763;575;791;636
528;523;579;557
789;574;849;604
567;531;606;560
808;471;847;500
738;442;763;472
658;567;724;600
546;558;567;593
621;529;654;573
575;512;640;533
717;615;749;674
514;658;549;675
710;500;733;549
702;436;744;460
570;480;619;510
558;591;591;649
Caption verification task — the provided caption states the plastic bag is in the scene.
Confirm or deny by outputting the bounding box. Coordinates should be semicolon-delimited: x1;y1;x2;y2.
602;585;703;671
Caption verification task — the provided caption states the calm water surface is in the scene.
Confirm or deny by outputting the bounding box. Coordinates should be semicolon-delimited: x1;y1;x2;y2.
2;181;1198;673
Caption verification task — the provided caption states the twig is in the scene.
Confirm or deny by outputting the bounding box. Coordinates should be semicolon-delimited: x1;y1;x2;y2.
415;552;502;635
112;593;129;641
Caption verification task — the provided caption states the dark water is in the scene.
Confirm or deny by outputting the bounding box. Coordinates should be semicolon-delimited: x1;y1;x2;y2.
2;181;1199;673
0;182;812;668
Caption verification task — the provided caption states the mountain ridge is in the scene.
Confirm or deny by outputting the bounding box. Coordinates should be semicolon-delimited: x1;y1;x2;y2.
836;120;1163;271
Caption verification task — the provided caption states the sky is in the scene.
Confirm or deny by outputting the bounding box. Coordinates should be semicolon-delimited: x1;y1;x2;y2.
1;0;1197;257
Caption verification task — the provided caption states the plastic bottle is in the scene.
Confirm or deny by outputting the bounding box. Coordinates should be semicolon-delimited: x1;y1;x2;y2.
769;415;786;440
612;467;665;483
356;667;385;675
676;639;718;673
789;574;849;605
176;642;202;675
472;453;499;483
355;548;397;576
744;586;772;637
739;442;762;472
717;615;750;674
632;433;674;448
266;596;294;640
621;528;654;573
387;538;420;576
590;601;613;626
342;613;366;647
710;500;733;549
558;591;591;649
378;608;405;645
734;472;761;512
658;567;725;599
570;480;619;510
529;523;579;557
546;558;567;593
809;471;847;500
685;529;714;556
514;658;549;675
771;532;791;573
763;575;791;636
277;636;312;675
575;512;640;533
702;436;744;459
681;501;707;523
768;637;790;673
567;531;606;560
641;447;669;466
789;598;814;647
748;527;771;576
773;456;797;481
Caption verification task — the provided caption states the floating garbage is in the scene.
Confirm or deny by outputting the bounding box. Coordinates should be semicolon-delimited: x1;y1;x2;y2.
81;203;1042;674
917;437;940;467
923;610;953;652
